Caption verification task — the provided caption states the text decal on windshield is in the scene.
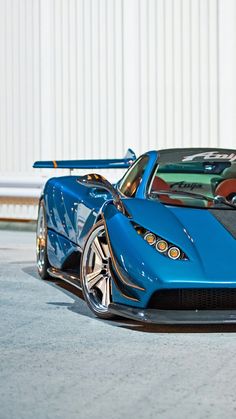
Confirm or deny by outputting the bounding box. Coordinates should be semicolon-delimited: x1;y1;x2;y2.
170;182;202;191
182;151;236;162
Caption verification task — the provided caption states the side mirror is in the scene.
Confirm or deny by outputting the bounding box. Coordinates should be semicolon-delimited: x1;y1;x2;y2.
77;174;128;216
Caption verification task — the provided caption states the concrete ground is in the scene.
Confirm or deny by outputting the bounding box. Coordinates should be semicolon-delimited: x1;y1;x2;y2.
1;228;236;419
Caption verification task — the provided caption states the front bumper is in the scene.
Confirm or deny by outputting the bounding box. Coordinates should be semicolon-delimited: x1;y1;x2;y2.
108;303;236;324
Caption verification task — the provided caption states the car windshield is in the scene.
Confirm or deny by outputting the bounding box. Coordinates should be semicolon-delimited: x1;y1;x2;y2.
148;156;236;209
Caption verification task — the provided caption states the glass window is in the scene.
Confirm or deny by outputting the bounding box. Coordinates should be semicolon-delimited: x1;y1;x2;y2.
119;155;149;197
148;161;236;209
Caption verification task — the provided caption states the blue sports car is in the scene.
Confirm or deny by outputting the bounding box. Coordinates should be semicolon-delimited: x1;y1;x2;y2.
34;148;236;324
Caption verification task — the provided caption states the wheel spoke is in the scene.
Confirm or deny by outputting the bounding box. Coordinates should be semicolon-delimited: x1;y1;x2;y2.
97;277;110;307
101;277;111;307
86;272;104;290
92;237;107;262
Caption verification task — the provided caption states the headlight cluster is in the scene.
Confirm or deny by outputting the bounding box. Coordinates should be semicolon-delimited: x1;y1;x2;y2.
133;224;187;260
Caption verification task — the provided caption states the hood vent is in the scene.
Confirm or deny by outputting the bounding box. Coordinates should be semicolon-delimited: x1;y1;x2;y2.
209;209;236;239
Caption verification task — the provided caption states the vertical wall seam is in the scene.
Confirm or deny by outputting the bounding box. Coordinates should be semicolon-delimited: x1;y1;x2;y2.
38;0;42;160
68;0;71;157
207;0;211;145
163;0;166;145
31;0;35;160
172;0;175;147
52;0;56;158
138;0;142;151
90;0;93;156
60;0;64;156
198;0;201;146
82;0;86;155
146;0;150;148
10;0;14;170
121;0;125;152
17;1;21;169
24;0;27;170
154;0;158;147
180;0;183;148
105;0;108;156
113;1;117;154
74;0;78;157
189;0;192;146
97;0;101;157
216;0;220;146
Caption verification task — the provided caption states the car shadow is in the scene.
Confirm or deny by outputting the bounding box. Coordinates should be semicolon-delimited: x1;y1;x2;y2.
22;265;236;334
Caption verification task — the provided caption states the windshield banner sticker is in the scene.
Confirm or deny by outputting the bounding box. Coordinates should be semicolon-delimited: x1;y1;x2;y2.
170;182;203;191
182;151;236;162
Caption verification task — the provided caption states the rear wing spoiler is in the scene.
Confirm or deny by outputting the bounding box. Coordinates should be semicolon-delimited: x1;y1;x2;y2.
33;149;136;170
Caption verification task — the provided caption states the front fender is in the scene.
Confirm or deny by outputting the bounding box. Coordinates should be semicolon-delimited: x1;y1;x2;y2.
103;204;205;308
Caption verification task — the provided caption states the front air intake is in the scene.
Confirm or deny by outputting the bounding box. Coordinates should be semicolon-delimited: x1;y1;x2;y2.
148;288;236;310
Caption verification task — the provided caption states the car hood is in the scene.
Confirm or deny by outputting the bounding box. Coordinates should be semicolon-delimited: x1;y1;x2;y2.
123;198;236;282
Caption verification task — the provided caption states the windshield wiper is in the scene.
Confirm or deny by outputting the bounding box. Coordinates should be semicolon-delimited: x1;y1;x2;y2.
150;189;212;201
149;190;236;209
212;195;236;209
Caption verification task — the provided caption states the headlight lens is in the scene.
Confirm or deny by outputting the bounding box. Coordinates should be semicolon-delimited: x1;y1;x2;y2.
144;232;156;245
168;246;181;260
133;223;187;260
156;239;168;253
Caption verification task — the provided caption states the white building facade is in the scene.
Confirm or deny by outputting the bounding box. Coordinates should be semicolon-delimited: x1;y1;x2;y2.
0;0;236;219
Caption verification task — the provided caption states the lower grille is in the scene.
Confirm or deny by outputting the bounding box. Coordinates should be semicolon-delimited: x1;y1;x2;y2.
148;288;236;310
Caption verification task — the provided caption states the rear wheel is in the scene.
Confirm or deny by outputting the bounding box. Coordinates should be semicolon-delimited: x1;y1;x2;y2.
80;221;115;319
36;200;51;279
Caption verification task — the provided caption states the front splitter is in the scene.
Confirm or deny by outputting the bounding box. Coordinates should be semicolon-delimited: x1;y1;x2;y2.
108;303;236;324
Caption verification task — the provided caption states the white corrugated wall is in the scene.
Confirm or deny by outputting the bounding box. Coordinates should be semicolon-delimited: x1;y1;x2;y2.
0;0;236;219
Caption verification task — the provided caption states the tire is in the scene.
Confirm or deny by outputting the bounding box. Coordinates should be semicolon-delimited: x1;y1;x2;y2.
36;200;51;280
80;220;115;319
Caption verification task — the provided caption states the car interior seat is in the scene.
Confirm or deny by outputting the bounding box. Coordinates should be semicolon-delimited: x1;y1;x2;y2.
214;178;236;201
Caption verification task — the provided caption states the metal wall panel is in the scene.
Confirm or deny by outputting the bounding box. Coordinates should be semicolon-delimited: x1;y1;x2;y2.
0;0;235;218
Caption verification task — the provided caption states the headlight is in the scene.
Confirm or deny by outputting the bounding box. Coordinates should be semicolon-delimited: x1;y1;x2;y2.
133;223;187;260
168;246;181;260
156;239;168;253
144;232;156;245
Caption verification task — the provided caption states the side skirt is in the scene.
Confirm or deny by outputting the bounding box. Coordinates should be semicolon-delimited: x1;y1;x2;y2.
47;267;82;291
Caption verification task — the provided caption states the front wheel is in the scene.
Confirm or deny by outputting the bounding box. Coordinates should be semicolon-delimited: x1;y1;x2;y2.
80;221;115;319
